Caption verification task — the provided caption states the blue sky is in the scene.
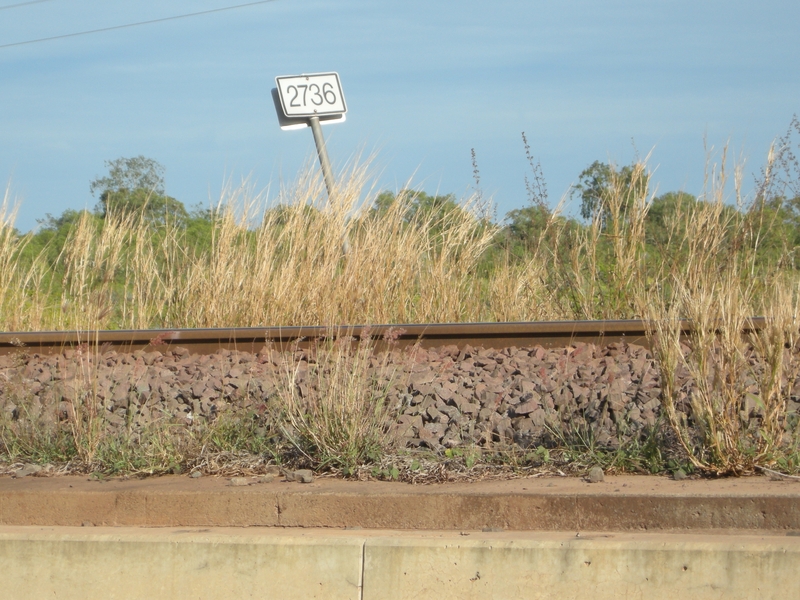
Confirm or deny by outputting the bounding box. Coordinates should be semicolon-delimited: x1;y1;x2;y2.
1;0;799;232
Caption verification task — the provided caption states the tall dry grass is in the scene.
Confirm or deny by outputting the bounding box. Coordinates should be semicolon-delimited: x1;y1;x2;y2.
0;188;50;331
276;328;403;473
641;148;800;474
0;162;504;330
2;150;795;331
0;157;669;331
569;160;652;319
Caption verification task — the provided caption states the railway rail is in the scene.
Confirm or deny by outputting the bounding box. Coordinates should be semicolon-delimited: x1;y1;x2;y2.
0;318;770;356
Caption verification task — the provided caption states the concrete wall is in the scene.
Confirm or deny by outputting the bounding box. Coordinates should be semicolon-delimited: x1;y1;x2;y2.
1;527;798;599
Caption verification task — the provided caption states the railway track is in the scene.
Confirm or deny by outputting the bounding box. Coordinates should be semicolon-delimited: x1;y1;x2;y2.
0;318;769;356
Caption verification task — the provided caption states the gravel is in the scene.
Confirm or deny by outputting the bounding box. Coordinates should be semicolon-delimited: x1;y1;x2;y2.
1;340;797;459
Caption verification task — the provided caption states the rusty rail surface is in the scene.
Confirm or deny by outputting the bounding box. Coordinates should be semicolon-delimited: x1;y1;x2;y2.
0;318;770;356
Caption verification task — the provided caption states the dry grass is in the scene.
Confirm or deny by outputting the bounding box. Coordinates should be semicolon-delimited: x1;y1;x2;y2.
275;328;405;473
0;188;50;331
0;154;744;331
11;162;496;330
2;147;800;476
641;149;800;474
569;160;652;319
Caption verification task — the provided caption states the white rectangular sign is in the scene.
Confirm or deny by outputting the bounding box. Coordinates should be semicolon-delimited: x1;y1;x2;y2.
275;72;347;118
271;88;345;130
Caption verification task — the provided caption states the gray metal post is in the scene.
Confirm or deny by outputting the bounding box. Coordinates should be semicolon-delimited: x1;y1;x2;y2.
309;116;335;199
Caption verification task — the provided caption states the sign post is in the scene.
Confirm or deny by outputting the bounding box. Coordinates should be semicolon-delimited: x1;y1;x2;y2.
308;116;335;197
272;72;347;200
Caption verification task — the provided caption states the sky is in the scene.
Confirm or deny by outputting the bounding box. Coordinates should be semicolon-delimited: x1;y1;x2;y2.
1;0;799;233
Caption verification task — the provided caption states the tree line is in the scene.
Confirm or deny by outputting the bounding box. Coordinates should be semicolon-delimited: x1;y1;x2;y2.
16;139;800;290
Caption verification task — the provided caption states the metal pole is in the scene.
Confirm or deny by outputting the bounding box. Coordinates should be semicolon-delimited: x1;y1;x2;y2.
309;116;335;199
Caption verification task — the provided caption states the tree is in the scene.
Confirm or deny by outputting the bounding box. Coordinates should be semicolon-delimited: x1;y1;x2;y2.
90;156;165;197
90;156;188;225
574;160;649;222
23;209;98;270
499;205;581;266
746;194;800;268
370;190;463;226
504;205;553;247
645;191;699;249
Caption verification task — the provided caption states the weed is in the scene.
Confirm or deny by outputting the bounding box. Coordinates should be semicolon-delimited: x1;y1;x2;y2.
643;147;800;474
275;329;403;473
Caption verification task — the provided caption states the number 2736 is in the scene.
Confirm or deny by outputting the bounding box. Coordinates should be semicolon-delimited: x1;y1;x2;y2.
286;83;337;107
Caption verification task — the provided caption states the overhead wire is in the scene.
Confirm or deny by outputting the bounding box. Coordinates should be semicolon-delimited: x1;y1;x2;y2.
0;0;56;10
0;0;279;49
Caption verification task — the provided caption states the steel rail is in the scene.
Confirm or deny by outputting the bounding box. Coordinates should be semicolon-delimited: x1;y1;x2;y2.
0;318;770;356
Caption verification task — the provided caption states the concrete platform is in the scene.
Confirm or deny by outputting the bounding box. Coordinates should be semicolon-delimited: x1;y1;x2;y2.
2;473;800;531
1;526;798;599
3;474;800;598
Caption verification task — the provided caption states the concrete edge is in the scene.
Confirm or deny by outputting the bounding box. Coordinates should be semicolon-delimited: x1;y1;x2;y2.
1;527;799;600
3;486;800;531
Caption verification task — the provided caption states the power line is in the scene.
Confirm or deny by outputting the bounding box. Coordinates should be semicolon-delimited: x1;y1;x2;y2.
0;0;279;49
0;0;56;10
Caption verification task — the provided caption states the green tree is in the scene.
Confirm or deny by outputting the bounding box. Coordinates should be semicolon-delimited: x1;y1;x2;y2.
498;205;582;269
504;205;552;248
370;190;463;227
746;194;800;268
574;160;649;222
645;191;699;249
90;156;188;225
